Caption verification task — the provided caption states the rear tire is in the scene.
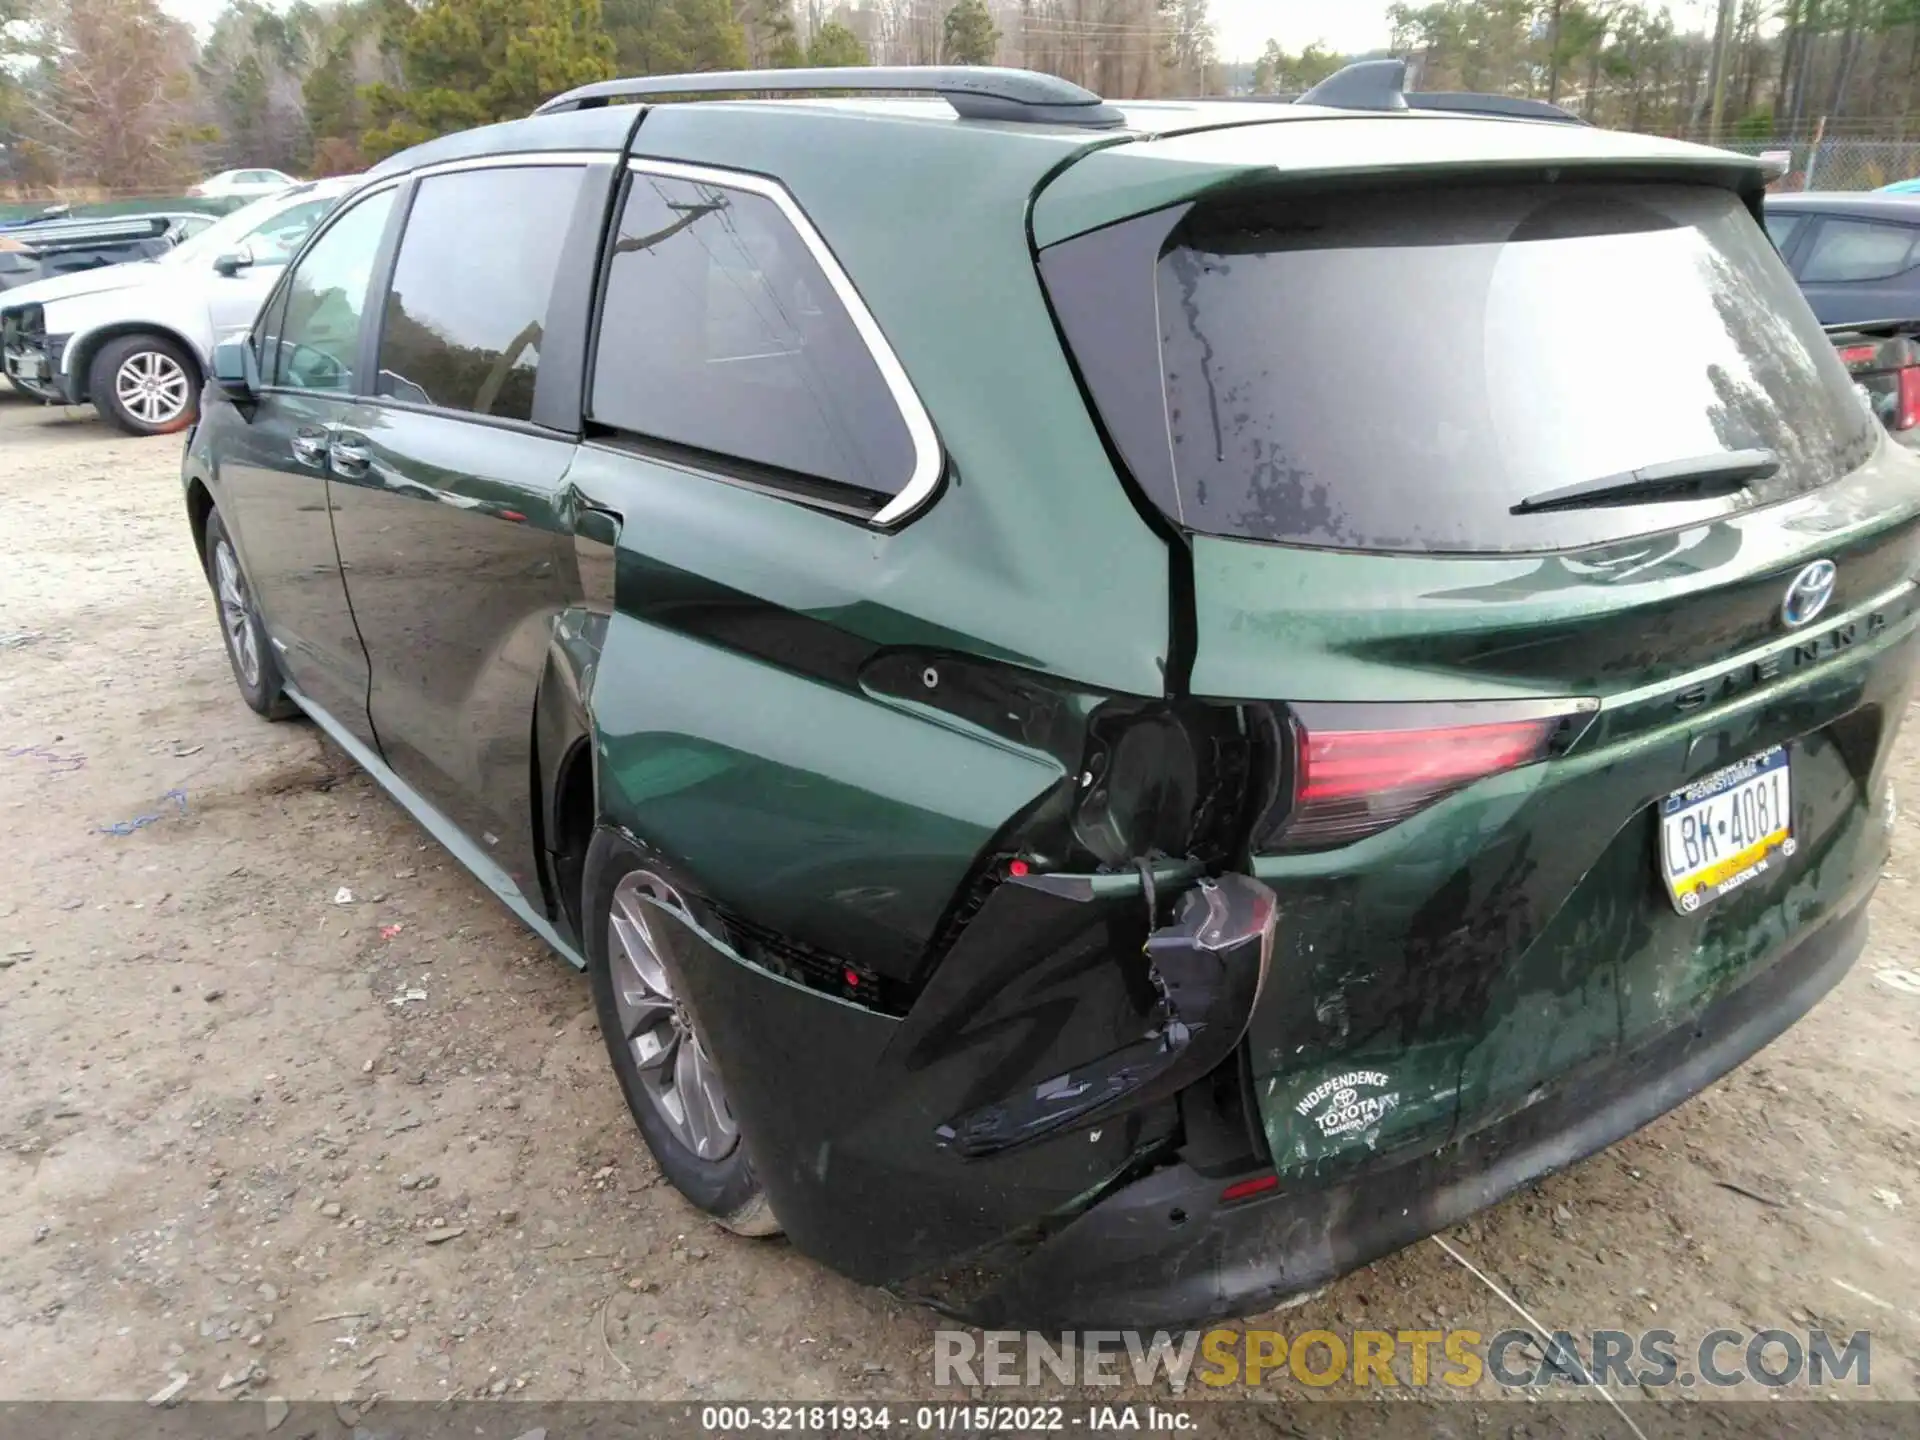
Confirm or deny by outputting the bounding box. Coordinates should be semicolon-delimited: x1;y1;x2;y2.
89;333;199;435
203;509;297;721
584;832;780;1237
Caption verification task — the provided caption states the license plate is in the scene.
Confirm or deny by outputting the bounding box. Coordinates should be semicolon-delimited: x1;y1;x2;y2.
1659;746;1794;913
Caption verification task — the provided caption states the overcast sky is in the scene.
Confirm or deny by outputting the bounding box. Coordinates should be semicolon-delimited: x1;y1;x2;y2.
1213;1;1393;61
1213;0;1723;61
158;0;1722;65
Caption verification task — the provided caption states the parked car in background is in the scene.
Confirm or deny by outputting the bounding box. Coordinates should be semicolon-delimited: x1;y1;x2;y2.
0;211;216;294
1827;318;1920;448
183;60;1920;1327
1763;193;1920;442
2;178;351;432
192;168;301;200
1764;191;1920;324
1876;177;1920;194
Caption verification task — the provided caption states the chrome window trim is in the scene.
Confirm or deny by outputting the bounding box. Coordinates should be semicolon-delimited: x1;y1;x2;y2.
413;150;617;178
621;156;943;528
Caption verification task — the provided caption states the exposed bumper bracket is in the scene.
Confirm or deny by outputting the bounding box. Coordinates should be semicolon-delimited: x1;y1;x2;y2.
952;894;1870;1328
935;874;1276;1159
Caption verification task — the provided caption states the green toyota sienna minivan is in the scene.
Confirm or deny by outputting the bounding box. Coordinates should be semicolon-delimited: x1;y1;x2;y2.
181;60;1920;1326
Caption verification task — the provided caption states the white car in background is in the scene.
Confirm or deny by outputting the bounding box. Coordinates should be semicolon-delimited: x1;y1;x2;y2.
192;168;302;200
1;178;355;434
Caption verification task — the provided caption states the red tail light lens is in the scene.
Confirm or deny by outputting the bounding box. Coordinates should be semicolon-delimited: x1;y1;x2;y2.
1897;366;1920;431
1264;701;1595;850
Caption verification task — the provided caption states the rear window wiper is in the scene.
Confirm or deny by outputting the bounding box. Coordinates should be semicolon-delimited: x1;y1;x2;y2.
1511;448;1779;516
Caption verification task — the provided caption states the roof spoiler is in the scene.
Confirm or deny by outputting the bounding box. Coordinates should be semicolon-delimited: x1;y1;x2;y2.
1824;317;1920;338
536;66;1126;129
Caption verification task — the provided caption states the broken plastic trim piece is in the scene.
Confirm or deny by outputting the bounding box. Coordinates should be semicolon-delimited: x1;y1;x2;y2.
1010;857;1203;903
935;874;1276;1159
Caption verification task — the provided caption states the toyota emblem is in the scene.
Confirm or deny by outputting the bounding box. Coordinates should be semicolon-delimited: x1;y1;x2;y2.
1782;559;1838;629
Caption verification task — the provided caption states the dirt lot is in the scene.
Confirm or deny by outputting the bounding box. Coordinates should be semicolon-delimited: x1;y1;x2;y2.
2;389;1918;1413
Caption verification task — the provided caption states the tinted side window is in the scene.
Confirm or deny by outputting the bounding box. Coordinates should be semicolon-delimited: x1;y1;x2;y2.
1801;217;1920;282
374;165;585;422
269;188;394;393
590;171;916;499
1763;211;1804;253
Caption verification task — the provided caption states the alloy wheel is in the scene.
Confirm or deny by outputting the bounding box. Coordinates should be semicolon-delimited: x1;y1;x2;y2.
114;349;192;427
213;539;261;688
608;871;740;1161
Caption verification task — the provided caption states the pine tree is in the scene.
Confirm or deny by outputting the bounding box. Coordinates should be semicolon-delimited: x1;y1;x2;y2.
604;0;748;75
360;0;615;159
941;0;998;66
806;21;869;67
740;0;803;68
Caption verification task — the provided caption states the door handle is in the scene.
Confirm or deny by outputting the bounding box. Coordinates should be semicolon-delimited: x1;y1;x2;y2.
329;436;371;477
290;430;327;467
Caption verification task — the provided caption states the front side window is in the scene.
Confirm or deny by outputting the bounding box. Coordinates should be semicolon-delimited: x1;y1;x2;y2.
269;188;394;393
1800;217;1920;282
374;165;585;422
589;170;916;501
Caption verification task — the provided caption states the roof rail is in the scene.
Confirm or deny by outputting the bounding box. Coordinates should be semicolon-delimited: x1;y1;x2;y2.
536;66;1127;128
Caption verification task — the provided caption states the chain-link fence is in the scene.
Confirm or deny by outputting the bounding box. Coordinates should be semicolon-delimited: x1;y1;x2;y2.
1709;137;1920;193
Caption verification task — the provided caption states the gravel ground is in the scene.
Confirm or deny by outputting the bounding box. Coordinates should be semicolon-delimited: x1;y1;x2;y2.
2;391;1917;1413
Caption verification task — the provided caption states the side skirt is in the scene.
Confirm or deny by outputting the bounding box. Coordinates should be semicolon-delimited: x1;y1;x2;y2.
284;681;588;971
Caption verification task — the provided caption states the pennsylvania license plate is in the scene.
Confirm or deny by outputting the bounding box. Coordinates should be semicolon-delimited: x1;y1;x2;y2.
1659;746;1794;914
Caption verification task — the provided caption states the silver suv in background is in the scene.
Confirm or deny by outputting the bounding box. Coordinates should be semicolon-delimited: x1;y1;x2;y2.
1;178;352;434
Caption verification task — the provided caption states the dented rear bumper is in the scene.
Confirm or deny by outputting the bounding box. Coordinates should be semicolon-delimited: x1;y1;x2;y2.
643;867;1273;1302
950;893;1869;1328
647;830;1867;1327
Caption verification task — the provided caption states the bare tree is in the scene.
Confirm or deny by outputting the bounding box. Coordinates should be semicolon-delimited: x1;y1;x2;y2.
25;0;202;190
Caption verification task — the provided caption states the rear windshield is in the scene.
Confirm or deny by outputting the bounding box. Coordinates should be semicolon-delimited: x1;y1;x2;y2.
1152;181;1874;553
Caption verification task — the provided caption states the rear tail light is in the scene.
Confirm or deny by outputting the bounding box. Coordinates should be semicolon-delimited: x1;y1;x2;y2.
1261;700;1596;850
1897;365;1920;431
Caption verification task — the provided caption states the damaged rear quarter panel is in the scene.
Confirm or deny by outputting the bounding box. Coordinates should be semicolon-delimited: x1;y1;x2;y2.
633;875;1182;1291
589;605;1062;978
559;441;1147;983
561;447;1211;1288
